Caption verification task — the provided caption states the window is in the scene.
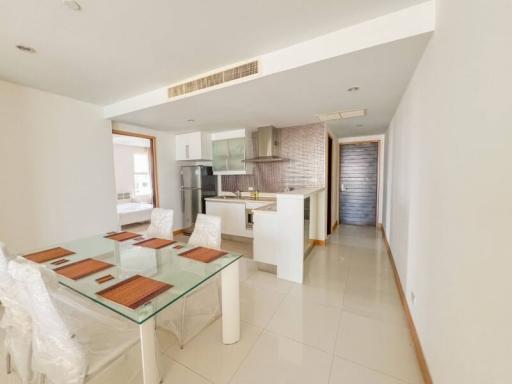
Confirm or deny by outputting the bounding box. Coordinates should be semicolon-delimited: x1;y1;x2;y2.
133;152;152;196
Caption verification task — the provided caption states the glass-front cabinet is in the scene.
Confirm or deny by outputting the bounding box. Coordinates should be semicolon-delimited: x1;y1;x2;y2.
212;137;247;174
212;139;229;172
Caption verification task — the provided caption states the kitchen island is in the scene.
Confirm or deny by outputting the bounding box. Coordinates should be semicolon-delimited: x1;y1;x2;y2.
206;186;325;284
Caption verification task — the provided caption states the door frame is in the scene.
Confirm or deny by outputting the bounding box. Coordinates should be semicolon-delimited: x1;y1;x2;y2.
339;140;380;226
327;135;333;235
112;129;160;207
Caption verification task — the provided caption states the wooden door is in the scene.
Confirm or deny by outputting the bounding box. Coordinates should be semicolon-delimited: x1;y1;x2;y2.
339;142;378;226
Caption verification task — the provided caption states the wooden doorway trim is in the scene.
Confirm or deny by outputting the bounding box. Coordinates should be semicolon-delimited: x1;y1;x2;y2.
339;140;380;226
112;129;160;207
327;134;334;235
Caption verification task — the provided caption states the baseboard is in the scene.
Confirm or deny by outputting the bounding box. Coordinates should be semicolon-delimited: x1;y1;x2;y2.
376;223;383;229
332;220;338;231
381;228;433;384
173;228;185;236
313;239;326;246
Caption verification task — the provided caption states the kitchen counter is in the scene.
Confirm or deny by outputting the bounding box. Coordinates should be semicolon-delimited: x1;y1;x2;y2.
252;203;277;213
275;186;325;199
205;196;276;204
206;187;326;284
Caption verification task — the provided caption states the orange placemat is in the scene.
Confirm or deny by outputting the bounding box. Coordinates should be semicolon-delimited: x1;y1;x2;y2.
104;231;140;242
24;247;75;264
133;238;176;249
179;247;228;263
96;275;172;310
55;258;113;280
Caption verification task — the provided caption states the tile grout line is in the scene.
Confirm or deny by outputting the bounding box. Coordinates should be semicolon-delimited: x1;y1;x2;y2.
226;285;292;383
170;358;215;384
333;355;417;384
332;227;423;384
326;305;345;383
161;341;215;383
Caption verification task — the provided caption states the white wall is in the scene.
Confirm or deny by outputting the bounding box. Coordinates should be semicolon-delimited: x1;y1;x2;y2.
383;1;512;382
339;135;385;224
112;122;182;229
0;80;118;253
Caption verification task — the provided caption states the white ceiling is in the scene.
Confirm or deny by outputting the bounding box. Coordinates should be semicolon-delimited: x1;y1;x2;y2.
0;0;427;105
113;34;431;137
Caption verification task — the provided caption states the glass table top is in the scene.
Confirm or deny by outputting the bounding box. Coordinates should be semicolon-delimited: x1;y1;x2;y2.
28;235;241;324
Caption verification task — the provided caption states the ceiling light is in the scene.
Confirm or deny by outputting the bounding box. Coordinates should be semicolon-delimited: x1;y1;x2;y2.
16;45;36;53
316;112;341;122
347;86;360;92
340;109;367;119
187;119;195;122
63;0;82;11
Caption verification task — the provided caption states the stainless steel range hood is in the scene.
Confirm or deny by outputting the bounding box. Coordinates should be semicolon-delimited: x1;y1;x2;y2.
243;126;289;163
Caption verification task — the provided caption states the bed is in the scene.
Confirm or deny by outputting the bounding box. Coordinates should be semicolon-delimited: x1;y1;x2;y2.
117;201;154;226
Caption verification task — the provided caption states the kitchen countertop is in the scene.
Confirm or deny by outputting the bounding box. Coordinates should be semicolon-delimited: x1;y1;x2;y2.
275;186;325;199
205;195;277;213
205;196;276;204
252;203;277;213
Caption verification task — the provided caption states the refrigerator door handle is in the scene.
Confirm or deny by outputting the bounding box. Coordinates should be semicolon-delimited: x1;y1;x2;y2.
181;189;185;213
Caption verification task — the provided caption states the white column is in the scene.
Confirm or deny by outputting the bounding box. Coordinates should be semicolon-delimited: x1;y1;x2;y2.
221;260;240;344
139;317;160;384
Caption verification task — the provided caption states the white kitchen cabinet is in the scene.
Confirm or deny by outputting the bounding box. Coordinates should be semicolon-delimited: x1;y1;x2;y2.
206;201;252;238
253;212;277;265
210;129;252;175
176;132;211;160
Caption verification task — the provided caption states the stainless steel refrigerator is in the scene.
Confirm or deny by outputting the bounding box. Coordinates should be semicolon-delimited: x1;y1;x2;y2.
180;165;217;234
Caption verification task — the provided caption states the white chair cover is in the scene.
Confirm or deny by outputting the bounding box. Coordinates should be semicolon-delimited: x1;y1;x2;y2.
0;244;33;384
8;259;87;384
8;258;138;384
188;214;222;249
0;242;10;289
145;208;174;240
157;214;222;347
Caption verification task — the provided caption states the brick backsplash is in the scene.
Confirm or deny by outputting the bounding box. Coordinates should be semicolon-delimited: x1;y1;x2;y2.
221;123;325;193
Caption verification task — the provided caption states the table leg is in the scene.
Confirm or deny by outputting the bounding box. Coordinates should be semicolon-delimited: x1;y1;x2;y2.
139;317;160;384
221;260;240;344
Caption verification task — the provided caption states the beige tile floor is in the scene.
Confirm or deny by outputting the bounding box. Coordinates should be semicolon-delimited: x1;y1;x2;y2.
0;225;423;384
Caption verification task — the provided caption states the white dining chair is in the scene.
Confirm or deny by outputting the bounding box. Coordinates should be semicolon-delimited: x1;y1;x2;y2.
7;258;141;384
0;243;33;384
145;208;174;240
188;214;222;249
157;214;222;348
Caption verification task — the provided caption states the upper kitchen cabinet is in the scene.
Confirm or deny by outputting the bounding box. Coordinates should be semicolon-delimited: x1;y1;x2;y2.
175;132;211;161
211;129;253;175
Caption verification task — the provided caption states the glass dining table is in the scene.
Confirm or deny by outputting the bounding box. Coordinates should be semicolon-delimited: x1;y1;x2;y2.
26;234;242;384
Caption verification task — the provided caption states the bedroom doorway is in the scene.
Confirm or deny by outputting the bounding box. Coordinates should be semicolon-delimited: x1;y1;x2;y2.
112;130;159;227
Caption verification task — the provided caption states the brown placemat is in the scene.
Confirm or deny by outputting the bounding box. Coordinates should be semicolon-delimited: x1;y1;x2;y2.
24;247;75;264
96;274;115;284
97;275;172;310
104;231;140;242
133;238;176;249
55;258;113;280
179;247;228;263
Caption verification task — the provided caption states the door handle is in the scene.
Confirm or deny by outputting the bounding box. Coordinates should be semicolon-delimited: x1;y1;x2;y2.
181;189;185;212
341;183;346;192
